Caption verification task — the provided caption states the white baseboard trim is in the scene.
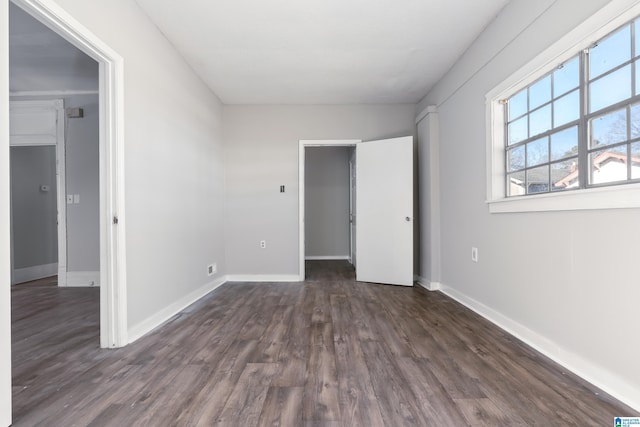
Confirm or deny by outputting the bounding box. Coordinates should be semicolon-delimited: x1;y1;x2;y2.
226;274;302;283
439;284;640;412
63;271;100;287
127;276;227;344
305;256;350;260
12;263;58;285
415;276;441;291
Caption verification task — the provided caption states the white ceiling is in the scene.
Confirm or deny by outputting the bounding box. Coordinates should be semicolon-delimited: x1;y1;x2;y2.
135;0;510;104
9;3;98;93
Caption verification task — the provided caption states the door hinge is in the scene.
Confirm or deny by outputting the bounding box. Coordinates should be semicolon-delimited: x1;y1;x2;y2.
113;216;119;225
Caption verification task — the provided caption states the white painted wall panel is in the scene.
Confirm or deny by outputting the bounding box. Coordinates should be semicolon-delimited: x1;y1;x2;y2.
223;104;416;276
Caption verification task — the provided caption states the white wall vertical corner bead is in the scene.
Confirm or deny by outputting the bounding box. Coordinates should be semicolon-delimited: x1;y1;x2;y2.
416;105;441;285
1;0;13;423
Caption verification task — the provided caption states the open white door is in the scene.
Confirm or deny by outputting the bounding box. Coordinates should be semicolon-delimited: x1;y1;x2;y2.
356;136;413;286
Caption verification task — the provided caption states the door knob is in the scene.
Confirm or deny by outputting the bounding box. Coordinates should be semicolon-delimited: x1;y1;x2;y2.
405;217;411;221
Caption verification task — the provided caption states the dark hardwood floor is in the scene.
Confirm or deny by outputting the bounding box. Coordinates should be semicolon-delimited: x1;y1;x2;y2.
11;261;635;426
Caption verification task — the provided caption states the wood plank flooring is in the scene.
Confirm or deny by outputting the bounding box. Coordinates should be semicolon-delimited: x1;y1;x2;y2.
11;261;636;426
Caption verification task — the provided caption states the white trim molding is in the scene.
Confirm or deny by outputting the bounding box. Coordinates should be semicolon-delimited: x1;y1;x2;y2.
10;90;99;98
127;276;227;344
225;274;302;283
64;271;100;287
416;277;441;291
305;255;350;261
438;283;640;412
11;263;57;285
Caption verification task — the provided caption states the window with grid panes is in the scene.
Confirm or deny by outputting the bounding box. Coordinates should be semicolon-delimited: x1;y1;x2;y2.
504;18;640;197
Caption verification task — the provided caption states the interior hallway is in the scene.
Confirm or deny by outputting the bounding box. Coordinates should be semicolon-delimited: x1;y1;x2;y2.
11;261;634;425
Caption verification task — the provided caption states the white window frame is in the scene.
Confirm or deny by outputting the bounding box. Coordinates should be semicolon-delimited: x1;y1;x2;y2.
486;0;640;213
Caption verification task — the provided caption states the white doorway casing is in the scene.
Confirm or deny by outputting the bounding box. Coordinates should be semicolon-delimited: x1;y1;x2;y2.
9;0;128;349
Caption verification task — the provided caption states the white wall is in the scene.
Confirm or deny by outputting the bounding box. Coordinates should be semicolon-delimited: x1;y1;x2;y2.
0;0;12;423
418;0;640;410
64;94;99;273
305;146;351;259
224;104;416;277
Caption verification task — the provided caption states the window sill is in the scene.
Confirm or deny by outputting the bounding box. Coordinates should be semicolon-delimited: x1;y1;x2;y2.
487;183;640;213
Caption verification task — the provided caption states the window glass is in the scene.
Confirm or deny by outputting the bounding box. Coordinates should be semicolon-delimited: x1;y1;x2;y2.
590;145;628;184
508;145;525;171
631;103;640;138
509;89;527;119
530;104;552;137
553;56;579;97
526;137;549;167
507;171;526;196
635;59;640;95
589;25;631;79
527;165;550;194
552;159;579;191
589;65;631;112
529;76;552;110
636;19;640;56
551;126;578;161
590;109;627;148
632;142;640;179
508;116;528;145
553;90;580;127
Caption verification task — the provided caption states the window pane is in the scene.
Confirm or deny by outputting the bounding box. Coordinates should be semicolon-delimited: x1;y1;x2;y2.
529;75;551;110
551;126;578;160
589;25;631;79
632;142;640;179
509;89;527;119
527;165;549;194
632;103;640;138
530;104;551;137
552;158;579;191
508;116;528;145
589;65;631;112
636;18;640;56
553;90;579;127
526;137;549;167
590;145;628;184
508;145;525;171
507;171;526;196
636;59;640;96
554;56;579;97
590;108;627;148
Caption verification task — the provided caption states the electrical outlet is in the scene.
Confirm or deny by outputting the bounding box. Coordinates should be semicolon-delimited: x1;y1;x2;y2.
207;263;217;276
260;240;266;249
471;247;478;263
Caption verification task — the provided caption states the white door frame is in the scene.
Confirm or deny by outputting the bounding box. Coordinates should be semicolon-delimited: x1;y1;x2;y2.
11;0;128;348
298;139;360;281
9;99;67;286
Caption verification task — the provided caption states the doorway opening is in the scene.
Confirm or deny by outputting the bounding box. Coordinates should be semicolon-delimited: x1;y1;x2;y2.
299;136;415;286
9;0;127;348
298;140;359;281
